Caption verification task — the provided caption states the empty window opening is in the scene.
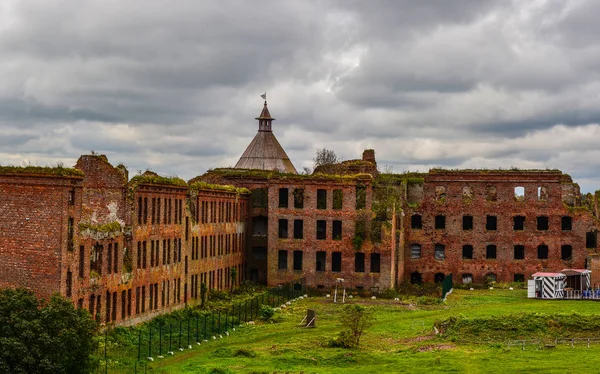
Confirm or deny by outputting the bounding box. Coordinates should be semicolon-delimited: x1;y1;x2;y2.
356;185;367;209
355;252;365;272
486;186;497;201
587;231;597;249
279;188;289;208
486;245;497;259
333;190;343;210
294;220;304;239
435;186;446;202
462;273;473;284
538;186;548;201
537;245;549;259
66;271;72;297
410;244;421;259
317;189;327;209
486;273;497;283
332;252;342;272
411;215;422;229
332;220;342;240
278;250;288;270
462;245;473;259
434;244;445;260
252;216;268;236
278;219;288;239
486;215;497;230
561;245;572;261
293;251;303;271
434;273;445;283
514;245;525;260
316;251;326;272
251;188;268;208
410;272;422;284
435;215;446;229
79;245;85;278
293;188;304;209
68;189;75;205
316;220;327;240
514;216;525;230
514;186;525;201
562;216;572;231
463;215;473;230
514;274;525;282
370;253;380;273
537;216;549;230
67;217;74;251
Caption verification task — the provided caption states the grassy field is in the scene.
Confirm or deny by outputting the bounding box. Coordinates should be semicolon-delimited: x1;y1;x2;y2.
143;289;600;373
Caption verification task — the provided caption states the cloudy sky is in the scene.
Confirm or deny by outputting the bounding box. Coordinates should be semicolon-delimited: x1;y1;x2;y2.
2;0;600;191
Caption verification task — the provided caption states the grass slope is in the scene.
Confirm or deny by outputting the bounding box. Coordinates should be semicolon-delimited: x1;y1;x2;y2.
145;289;600;373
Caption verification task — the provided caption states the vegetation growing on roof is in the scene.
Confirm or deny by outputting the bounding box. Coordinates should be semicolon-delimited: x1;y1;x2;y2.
430;167;562;174
0;164;84;177
203;168;373;183
189;181;250;195
130;174;187;187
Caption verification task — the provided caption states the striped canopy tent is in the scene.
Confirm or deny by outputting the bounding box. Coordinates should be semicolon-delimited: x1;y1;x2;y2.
531;272;566;299
561;269;591;292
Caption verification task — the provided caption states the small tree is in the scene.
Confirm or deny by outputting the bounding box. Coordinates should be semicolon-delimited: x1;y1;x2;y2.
200;282;208;308
229;267;237;294
338;304;374;348
313;148;339;173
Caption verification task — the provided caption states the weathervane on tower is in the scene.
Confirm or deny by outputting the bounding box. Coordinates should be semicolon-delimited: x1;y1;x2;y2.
260;92;267;102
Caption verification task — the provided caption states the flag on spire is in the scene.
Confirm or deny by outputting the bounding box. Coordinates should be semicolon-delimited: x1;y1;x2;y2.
260;92;267;101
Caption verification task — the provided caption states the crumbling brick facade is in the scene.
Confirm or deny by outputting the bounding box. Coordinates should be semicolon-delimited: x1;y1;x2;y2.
0;156;249;326
401;170;600;285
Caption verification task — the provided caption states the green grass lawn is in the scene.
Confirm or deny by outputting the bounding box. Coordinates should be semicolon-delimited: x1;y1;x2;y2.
143;289;600;373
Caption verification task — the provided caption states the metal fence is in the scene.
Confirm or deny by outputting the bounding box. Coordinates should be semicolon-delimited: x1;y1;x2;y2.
97;280;306;373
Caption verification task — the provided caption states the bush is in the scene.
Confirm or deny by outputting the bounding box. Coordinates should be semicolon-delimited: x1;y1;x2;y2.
208;289;230;302
335;304;374;348
259;305;275;321
234;348;256;358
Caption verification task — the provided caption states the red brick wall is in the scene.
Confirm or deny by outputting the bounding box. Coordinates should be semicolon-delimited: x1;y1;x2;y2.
403;171;600;284
0;174;83;300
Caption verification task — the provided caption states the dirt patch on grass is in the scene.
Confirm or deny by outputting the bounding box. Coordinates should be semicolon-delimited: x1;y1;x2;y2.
415;344;454;352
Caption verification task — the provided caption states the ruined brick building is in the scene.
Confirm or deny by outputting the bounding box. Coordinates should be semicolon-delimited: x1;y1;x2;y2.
1;100;600;326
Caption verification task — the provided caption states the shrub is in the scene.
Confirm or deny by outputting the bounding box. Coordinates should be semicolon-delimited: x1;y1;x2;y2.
234;348;256;358
259;305;275;321
336;304;374;348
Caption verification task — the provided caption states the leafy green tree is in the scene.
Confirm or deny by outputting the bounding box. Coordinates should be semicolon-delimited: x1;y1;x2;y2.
230;267;237;294
0;288;97;374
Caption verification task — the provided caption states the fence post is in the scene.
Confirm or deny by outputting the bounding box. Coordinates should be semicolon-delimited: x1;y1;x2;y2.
138;329;142;362
225;310;228;332
238;303;241;325
159;324;162;356
244;300;247;322
169;324;172;353
148;327;152;359
104;330;108;374
218;311;221;335
187;318;190;347
204;314;207;340
179;320;182;349
196;316;199;343
211;312;215;336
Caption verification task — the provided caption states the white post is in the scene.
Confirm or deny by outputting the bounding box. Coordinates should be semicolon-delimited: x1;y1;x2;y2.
334;282;338;303
342;287;346;303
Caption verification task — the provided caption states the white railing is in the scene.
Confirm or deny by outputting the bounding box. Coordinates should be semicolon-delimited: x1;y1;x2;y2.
563;289;600;299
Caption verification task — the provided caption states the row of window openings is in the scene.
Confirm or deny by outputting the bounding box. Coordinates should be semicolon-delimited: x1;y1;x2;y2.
410;244;575;261
198;200;244;224
81;264;246;323
278;219;342;240
136;239;184;269
410;272;524;285
436;186;550;202
254;186;366;210
277;250;381;273
191;233;245;260
191;264;244;299
137;197;184;225
412;215;574;231
277;188;347;210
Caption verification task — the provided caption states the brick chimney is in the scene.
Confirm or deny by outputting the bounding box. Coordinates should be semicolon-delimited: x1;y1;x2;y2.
362;149;376;166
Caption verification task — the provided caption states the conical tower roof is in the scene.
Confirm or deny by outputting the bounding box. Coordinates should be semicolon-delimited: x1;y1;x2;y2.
234;101;298;174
